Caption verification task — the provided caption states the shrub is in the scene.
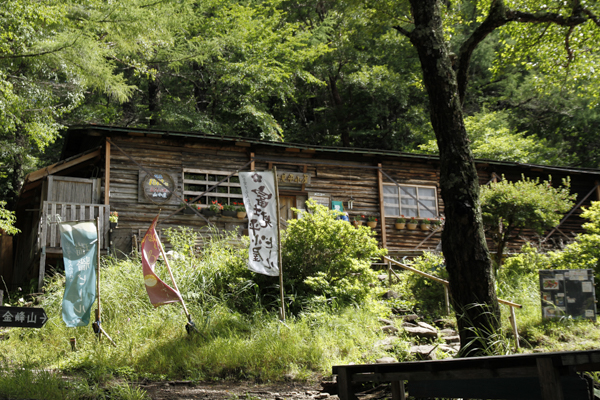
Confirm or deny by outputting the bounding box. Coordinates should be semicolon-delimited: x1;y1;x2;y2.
281;200;387;314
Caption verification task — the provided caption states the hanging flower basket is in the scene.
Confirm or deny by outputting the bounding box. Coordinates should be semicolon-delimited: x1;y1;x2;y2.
367;221;377;228
395;223;405;230
237;211;247;219
406;218;418;230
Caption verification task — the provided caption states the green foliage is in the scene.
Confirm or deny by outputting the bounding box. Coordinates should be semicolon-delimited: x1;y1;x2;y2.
0;201;19;235
419;110;565;164
282;200;387;313
481;175;575;267
397;253;447;316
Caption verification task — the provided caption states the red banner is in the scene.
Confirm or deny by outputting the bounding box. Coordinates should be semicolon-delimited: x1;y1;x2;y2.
141;215;182;307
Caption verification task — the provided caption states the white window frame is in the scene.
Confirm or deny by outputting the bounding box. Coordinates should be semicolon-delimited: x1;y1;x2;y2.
383;183;438;218
183;168;243;207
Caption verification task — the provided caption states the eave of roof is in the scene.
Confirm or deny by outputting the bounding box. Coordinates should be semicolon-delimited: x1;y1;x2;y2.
67;124;600;176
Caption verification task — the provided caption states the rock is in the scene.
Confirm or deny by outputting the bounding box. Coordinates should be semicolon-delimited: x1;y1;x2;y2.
443;335;460;344
382;290;400;299
401;321;418;328
402;314;419;322
439;344;459;354
439;328;457;336
381;325;399;334
314;394;329;399
376;356;397;363
374;337;397;350
403;326;438;339
410;345;438;360
378;274;388;281
416;321;437;331
378;318;394;326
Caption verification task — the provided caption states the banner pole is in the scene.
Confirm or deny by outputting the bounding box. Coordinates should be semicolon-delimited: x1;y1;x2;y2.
273;167;285;321
96;217;101;341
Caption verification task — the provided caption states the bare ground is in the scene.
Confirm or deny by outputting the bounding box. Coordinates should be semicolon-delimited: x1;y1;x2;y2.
137;380;340;400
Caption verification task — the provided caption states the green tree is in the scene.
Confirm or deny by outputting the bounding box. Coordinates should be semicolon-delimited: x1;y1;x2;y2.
369;0;600;355
481;176;575;268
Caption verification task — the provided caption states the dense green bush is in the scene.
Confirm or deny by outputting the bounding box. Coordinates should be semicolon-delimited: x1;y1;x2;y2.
282;200;387;314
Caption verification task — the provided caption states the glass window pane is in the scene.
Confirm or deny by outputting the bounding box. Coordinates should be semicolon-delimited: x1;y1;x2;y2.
401;207;418;217
418;187;436;198
420;209;436;219
401;198;416;206
230;187;242;195
384;185;398;195
400;186;416;196
230;176;240;183
385;206;399;216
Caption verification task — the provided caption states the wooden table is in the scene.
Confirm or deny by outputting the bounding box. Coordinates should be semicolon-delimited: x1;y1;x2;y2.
332;350;600;400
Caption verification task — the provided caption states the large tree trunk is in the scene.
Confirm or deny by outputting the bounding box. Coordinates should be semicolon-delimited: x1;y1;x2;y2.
408;0;500;356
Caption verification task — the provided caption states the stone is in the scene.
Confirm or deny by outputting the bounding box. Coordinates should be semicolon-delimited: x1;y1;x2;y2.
374;337;397;350
378;318;394;326
444;335;460;344
381;325;399;334
376;356;397;363
402;314;419;322
410;345;438;360
439;328;457;336
401;321;418;328
416;321;437;332
404;326;439;339
382;290;400;299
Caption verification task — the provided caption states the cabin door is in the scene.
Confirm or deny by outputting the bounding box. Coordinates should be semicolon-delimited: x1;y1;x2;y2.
279;196;296;225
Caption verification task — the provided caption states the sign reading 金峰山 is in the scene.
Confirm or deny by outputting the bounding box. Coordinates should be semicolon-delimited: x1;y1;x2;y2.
0;306;48;328
240;171;279;276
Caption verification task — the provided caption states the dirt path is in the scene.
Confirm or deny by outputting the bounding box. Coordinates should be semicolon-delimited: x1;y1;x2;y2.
138;381;337;400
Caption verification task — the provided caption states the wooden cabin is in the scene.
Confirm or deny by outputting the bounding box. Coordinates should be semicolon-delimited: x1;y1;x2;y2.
8;125;600;291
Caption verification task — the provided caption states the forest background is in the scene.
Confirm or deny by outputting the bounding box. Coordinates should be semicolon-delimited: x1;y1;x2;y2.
1;0;599;212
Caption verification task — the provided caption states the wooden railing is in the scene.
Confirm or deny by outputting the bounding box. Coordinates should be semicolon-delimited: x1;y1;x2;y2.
38;201;110;289
383;255;523;350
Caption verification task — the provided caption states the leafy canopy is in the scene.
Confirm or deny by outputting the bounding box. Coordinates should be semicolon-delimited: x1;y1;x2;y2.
481;175;575;266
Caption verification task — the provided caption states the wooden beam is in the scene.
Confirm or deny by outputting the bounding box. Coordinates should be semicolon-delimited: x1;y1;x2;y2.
377;164;387;249
105;140;111;205
24;149;102;184
250;152;255;171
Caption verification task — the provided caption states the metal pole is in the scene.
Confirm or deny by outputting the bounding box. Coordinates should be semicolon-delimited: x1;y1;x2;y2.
273;167;285;321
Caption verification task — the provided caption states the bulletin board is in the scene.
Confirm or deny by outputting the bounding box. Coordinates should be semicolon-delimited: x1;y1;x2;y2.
539;269;596;321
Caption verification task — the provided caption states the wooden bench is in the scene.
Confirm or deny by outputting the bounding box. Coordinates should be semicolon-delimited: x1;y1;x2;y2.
333;349;600;400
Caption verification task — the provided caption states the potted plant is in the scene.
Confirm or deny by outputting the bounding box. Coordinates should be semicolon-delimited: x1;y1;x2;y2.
352;215;363;227
406;216;418;230
420;218;431;231
234;202;247;219
367;216;378;228
222;204;237;217
203;200;222;217
395;216;406;230
432;218;443;229
109;211;118;229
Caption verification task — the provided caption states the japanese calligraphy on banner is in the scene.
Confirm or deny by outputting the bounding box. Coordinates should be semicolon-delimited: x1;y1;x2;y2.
240;171;279;276
59;221;97;327
141;215;183;307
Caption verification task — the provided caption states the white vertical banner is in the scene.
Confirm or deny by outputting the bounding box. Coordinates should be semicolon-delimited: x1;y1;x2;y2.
239;171;279;276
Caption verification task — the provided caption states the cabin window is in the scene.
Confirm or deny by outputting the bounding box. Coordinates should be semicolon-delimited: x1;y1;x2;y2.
383;184;438;218
183;169;243;207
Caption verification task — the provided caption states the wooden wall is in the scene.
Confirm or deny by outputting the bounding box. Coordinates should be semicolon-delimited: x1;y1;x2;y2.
103;133;598;257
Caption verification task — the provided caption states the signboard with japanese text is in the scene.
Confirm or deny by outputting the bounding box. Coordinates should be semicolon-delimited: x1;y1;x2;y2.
59;221;97;327
539;269;596;321
240;171;279;276
0;306;48;328
277;172;310;185
138;171;177;205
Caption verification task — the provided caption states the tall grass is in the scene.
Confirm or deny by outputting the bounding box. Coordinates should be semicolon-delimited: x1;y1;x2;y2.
0;229;392;389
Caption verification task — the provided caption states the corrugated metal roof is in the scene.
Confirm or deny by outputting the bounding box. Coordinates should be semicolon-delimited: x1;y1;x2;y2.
68;124;600;176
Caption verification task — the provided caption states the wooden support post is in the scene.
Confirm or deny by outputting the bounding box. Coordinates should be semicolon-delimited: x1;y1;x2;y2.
388;261;392;287
443;284;450;315
377;164;387;249
391;380;406;400
509;306;520;350
104;140;111;205
537;358;564;400
273;167;285;321
336;368;356;400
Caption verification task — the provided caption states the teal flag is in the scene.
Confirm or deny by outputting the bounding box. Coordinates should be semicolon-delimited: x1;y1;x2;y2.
59;221;97;327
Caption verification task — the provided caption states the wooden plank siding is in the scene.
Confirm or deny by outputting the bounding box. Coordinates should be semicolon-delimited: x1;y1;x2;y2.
102;133;600;257
13;125;600;291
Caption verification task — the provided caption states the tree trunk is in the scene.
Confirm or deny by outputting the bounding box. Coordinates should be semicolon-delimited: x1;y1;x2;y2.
408;0;500;356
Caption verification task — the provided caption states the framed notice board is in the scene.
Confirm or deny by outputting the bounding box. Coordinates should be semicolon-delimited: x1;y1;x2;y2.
539;269;596;321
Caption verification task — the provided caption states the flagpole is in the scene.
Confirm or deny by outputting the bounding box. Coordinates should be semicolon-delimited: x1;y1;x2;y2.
154;214;193;328
273;167;285;321
94;217;116;346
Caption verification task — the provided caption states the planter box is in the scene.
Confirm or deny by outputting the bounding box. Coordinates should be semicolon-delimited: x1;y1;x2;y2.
202;209;218;217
